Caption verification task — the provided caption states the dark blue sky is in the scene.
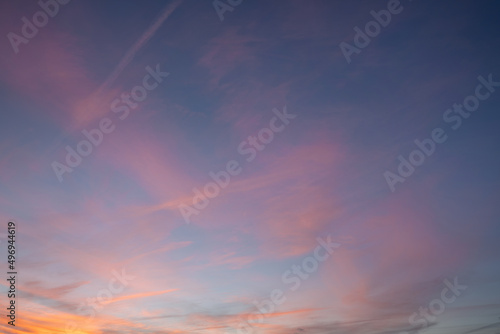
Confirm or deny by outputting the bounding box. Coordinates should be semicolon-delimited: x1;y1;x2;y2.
0;0;499;333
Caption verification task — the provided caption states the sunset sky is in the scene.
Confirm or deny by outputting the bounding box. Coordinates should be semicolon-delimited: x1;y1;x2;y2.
1;0;500;333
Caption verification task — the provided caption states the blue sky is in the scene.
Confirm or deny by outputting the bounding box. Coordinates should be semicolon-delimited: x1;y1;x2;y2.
0;0;500;333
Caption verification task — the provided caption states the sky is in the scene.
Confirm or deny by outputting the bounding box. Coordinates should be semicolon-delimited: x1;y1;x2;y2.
0;0;500;333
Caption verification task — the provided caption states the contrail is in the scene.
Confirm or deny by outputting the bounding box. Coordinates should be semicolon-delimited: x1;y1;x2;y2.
97;0;184;94
48;0;183;151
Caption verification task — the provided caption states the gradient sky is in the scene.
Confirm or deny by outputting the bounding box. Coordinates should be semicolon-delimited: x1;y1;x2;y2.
1;0;500;333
